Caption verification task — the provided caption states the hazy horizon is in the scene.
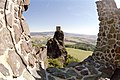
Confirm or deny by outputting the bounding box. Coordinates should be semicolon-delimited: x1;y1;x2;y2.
30;31;98;36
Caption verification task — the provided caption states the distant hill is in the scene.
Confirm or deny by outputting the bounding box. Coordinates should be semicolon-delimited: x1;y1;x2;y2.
31;32;97;45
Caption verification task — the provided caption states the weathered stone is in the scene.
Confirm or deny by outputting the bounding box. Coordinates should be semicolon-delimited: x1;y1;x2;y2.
117;41;120;46
28;54;36;68
7;50;25;77
22;70;35;80
59;68;66;71
108;39;115;45
108;54;112;59
22;41;31;53
66;62;79;68
111;49;115;53
51;71;70;79
0;10;4;14
48;75;55;80
75;66;85;71
10;3;13;12
19;45;28;65
117;34;120;40
0;28;13;55
66;69;79;77
109;26;115;33
14;20;19;24
14;7;18;12
102;32;106;36
0;0;5;3
0;22;2;29
7;13;13;27
110;68;120;80
76;75;83;80
0;36;5;55
13;25;21;43
47;67;61;73
21;19;30;35
107;34;113;39
0;2;5;9
98;66;114;78
104;26;107;30
115;46;120;53
0;78;6;80
0;64;10;76
87;66;99;75
115;54;120;60
80;70;89;76
46;26;67;66
47;67;70;79
14;12;18;19
37;69;46;80
68;78;76;80
99;17;104;21
107;19;114;24
83;75;98;80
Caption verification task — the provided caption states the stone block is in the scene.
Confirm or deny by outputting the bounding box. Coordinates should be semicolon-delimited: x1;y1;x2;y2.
48;75;55;80
21;19;30;35
22;41;31;53
28;54;36;68
0;78;6;80
75;66;85;71
115;46;120;53
14;12;18;19
98;66;114;78
115;54;120;60
108;39;115;45
117;34;120;40
22;69;35;80
117;41;120;46
0;28;13;55
47;67;70;79
88;66;99;75
83;75;98;80
7;50;25;77
0;64;10;76
6;13;13;27
51;71;70;79
66;69;79;77
13;25;21;43
109;26;115;33
0;21;3;29
107;34;113;39
80;70;89;76
0;1;5;9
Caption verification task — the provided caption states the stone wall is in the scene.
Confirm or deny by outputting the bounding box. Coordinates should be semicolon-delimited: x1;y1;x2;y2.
93;0;120;68
0;0;41;79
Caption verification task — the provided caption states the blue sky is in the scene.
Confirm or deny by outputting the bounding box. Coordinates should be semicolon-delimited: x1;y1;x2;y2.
23;0;120;35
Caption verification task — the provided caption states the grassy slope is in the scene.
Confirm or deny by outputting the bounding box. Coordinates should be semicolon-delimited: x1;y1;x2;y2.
66;48;93;62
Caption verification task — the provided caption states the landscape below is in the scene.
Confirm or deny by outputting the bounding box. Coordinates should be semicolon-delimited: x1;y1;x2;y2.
31;32;94;68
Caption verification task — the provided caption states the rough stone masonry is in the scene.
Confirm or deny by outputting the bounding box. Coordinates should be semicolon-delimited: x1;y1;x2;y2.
1;0;120;80
0;0;42;80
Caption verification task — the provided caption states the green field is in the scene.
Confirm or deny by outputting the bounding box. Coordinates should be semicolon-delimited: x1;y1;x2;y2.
66;48;93;62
